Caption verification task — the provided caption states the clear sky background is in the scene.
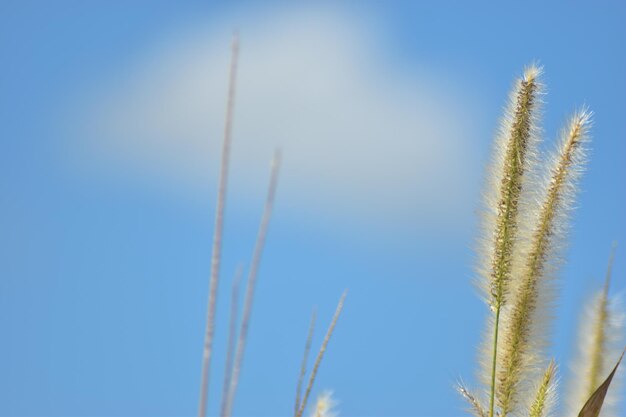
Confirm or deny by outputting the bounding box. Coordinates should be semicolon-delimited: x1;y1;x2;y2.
1;1;625;416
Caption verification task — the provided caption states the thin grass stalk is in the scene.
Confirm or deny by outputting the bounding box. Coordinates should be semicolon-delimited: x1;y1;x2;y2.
222;150;282;417
497;111;591;416
296;291;348;417
489;307;501;417
295;309;317;417
198;33;239;417
219;264;244;417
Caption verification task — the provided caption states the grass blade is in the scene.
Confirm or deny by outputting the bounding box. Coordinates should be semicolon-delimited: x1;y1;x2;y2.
578;350;625;417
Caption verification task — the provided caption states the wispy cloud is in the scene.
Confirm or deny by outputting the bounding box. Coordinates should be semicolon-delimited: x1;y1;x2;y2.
68;6;482;231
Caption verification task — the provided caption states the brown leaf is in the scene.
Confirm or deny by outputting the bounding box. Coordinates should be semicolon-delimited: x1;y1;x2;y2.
577;349;625;417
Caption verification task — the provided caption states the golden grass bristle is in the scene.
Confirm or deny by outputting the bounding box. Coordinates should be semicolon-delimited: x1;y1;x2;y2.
222;150;281;417
296;291;347;417
496;110;592;416
198;32;239;417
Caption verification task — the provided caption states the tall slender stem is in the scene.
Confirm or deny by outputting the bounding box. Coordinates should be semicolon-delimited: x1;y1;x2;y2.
222;150;281;417
295;309;317;417
198;33;239;417
219;264;244;417
489;306;501;417
296;291;347;417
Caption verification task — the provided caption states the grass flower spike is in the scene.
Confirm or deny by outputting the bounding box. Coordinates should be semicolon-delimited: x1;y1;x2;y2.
457;65;621;417
480;64;542;312
528;360;557;417
475;65;543;417
457;381;488;417
497;110;591;415
310;392;338;417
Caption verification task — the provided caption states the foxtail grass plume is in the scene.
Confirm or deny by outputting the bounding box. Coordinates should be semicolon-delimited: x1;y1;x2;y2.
566;246;625;417
474;65;543;417
527;360;557;417
457;381;487;417
309;392;338;417
459;65;601;417
479;64;543;312
496;110;591;416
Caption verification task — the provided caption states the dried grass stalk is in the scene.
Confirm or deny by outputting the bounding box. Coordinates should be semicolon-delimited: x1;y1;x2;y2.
220;264;244;417
198;33;239;417
222;150;282;417
295;309;318;417
296;291;347;417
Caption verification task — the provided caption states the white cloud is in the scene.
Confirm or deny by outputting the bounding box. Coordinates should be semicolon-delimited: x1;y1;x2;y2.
69;6;482;231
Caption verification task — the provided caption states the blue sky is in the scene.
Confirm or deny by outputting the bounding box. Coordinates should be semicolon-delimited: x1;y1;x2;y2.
1;1;625;416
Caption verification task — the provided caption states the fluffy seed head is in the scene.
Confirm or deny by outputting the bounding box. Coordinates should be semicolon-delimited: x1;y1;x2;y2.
478;65;544;396
496;110;591;415
479;64;543;311
457;381;488;417
528;360;558;417
310;392;337;417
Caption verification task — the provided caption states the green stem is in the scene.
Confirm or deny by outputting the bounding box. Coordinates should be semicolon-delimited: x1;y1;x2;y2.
489;305;501;417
